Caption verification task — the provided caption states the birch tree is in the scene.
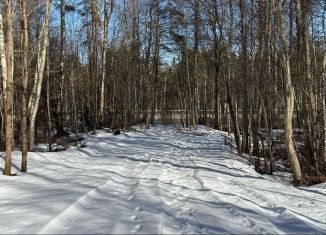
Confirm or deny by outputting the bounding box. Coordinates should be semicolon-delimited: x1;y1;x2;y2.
0;11;6;101
20;0;29;172
150;0;161;126
0;6;6;148
0;8;6;151
99;0;114;125
90;0;99;133
28;0;52;150
323;52;326;164
3;0;14;176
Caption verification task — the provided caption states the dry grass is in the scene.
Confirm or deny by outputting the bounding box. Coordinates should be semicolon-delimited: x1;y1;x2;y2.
303;175;326;186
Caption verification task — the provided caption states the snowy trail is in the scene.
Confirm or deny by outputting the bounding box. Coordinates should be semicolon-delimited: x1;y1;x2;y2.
0;126;325;234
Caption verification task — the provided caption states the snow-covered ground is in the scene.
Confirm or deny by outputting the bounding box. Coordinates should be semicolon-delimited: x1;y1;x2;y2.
0;126;325;234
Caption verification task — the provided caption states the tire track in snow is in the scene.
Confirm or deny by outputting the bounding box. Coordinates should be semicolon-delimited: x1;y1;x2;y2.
172;139;265;234
37;179;114;234
135;151;193;234
126;153;154;234
37;158;144;234
31;127;326;234
186;147;268;234
206;189;268;234
228;178;326;231
183;131;274;234
129;137;206;234
169;142;199;234
171;135;262;234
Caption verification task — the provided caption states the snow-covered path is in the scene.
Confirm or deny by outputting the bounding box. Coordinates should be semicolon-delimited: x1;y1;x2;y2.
0;126;325;234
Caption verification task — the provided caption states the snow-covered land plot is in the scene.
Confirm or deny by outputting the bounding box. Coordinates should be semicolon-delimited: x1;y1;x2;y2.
0;126;325;234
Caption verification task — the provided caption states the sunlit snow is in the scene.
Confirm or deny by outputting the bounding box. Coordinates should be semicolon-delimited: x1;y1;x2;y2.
0;126;325;234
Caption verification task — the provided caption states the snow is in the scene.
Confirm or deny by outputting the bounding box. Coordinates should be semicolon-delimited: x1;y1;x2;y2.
0;125;325;234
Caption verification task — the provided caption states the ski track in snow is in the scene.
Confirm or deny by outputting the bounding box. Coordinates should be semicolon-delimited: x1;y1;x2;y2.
0;125;326;234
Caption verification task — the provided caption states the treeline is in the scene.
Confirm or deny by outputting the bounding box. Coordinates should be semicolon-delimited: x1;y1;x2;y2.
0;0;325;184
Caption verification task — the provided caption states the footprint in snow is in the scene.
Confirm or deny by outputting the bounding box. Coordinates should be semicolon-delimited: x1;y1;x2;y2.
188;208;195;216
135;207;143;211
130;215;138;221
132;224;142;233
199;225;209;234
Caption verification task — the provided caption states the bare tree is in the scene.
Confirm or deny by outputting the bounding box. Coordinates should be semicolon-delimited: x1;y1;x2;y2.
277;0;302;185
0;11;6;101
28;0;53;150
3;0;14;176
295;0;319;175
239;0;250;153
20;0;29;172
150;0;161;126
99;0;114;125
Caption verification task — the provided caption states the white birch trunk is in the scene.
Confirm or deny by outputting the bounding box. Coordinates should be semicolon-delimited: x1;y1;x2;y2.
99;3;108;122
99;0;114;124
322;52;326;163
21;0;29;172
3;0;14;176
0;13;7;100
28;0;53;150
0;10;6;152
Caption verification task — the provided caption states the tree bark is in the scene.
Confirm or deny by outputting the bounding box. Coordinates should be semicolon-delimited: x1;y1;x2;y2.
28;0;52;150
91;0;99;133
239;0;250;153
99;0;114;125
0;9;5;150
58;0;65;131
20;0;29;172
3;0;14;176
322;52;326;165
150;0;160;126
277;0;302;185
0;12;5;147
46;50;52;152
193;0;200;125
185;31;195;129
295;0;319;175
0;12;7;100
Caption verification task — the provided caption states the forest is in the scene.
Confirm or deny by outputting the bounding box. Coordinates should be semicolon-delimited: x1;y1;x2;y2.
0;0;326;187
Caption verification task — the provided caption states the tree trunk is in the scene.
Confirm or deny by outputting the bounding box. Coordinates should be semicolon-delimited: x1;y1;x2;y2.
295;0;318;175
193;0;200;124
28;0;52;150
46;50;52;152
20;0;29;172
278;0;302;185
3;0;14;176
323;52;326;165
58;0;65;132
239;0;250;153
70;64;78;137
0;13;7;100
91;0;99;133
150;1;160;126
226;82;241;152
0;10;6;146
99;0;114;125
185;32;195;129
226;0;241;152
